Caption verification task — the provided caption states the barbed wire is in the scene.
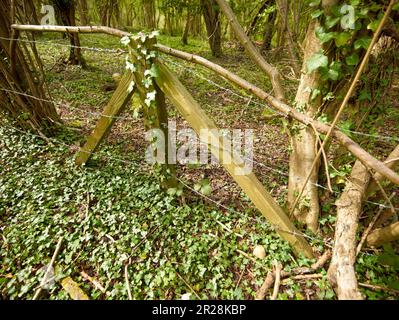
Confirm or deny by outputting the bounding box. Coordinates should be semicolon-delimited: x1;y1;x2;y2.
3;34;398;143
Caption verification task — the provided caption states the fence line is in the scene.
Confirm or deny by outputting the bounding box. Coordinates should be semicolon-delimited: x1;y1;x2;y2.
2;34;398;144
1;85;397;211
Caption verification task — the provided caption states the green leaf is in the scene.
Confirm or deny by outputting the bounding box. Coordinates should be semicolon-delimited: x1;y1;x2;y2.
345;52;359;66
367;18;382;32
325;16;340;29
334;32;352;47
354;37;372;50
315;27;336;44
307;51;328;74
311;9;323;19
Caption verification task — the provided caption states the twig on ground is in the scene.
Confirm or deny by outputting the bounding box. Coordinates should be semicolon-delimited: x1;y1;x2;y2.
32;236;63;300
271;261;282;300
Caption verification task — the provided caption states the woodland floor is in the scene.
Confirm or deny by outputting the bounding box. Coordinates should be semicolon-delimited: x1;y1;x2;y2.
0;32;398;300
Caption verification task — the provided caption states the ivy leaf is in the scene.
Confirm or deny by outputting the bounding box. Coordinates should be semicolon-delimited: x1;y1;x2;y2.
311;9;323;19
354;37;372;50
367;18;382;32
325;16;340;29
120;36;131;46
311;88;321;101
315;27;336;44
334;32;352;47
307;51;328;74
345;52;359;66
359;89;372;102
309;0;321;7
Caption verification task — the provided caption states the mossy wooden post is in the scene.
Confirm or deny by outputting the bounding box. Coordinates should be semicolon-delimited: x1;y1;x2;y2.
155;61;314;258
128;34;177;188
75;72;136;165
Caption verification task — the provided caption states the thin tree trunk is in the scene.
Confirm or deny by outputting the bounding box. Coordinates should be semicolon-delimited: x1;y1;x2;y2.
327;161;369;300
182;10;191;45
0;1;59;131
276;0;301;75
77;0;89;25
287;20;322;233
215;0;285;101
201;0;222;57
261;10;277;52
246;0;270;37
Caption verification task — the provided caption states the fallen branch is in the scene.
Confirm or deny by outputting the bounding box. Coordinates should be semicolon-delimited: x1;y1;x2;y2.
32;236;63;300
367;221;399;247
356;193;396;256
255;250;331;300
366;145;399;196
328;161;371;300
80;270;109;296
271;261;282;300
359;282;399;295
214;0;286;101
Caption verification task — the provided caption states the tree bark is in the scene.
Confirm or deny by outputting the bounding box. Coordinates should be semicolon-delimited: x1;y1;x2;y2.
215;0;285;101
261;9;277;52
367;221;399;247
142;0;156;30
327;161;370;300
276;0;301;75
0;1;59;131
246;0;270;37
76;0;89;25
366;145;399;197
201;0;222;57
52;0;85;66
182;10;191;45
287;20;322;233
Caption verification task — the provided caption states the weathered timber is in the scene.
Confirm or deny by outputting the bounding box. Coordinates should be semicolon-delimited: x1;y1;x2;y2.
75;72;135;165
155;61;314;258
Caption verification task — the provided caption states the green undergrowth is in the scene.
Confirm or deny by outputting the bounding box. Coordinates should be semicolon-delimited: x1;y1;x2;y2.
0;125;306;300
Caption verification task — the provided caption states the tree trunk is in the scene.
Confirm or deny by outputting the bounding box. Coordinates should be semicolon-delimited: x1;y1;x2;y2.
215;0;285;101
52;0;85;66
276;0;301;75
201;0;222;57
182;10;191;45
76;0;89;25
142;0;156;30
246;0;270;37
0;0;59;131
287;20;322;233
327;161;370;300
261;9;277;52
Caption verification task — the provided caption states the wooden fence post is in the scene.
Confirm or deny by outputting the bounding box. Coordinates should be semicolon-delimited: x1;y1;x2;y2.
127;33;177;187
75;72;135;165
155;60;314;258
